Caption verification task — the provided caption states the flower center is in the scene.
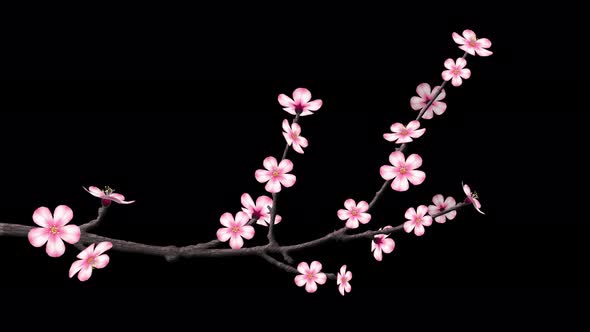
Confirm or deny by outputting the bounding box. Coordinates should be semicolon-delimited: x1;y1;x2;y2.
306;273;315;281
351;208;359;216
472;191;479;199
50;226;58;234
453;69;460;75
86;257;95;265
374;237;383;245
231;226;240;233
291;132;298;140
399;167;407;174
272;170;280;177
415;217;422;224
340;276;347;283
104;186;114;195
295;103;304;113
439;204;446;211
469;40;477;47
400;129;409;136
251;209;262;219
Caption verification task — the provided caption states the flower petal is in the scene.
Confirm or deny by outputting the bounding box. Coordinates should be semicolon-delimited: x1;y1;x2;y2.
292;142;304;154
411;128;426;138
414;224;425;236
406;120;420;131
77;244;95;259
416;83;431;98
337;209;350;221
282;119;291;133
388;151;406;167
446;210;457;220
315;272;327;285
422;215;433;226
32;207;52;227
241;193;255;210
346;219;359;229
404;207;417;220
358;213;371;224
417;205;429;217
381;238;395;253
380;165;396;180
69;260;85;278
456;57;467;68
405;154;423;169
53;205;73;227
461;68;471;79
451;76;462;87
389;122;404;133
383;133;400;142
391;176;409;192
344;199;356;210
297;262;310;274
59;225;80;244
410;96;425;111
235;211;250;226
305;281;318;293
28;228;50;247
373;247;383;261
432;194;444;205
46;235;66;257
463;184;472;196
229;235;244;249
293;88;311;104
407;170;426;185
442;70;453;81
278;159;293;173
216;228;232;242
306;99;322;111
219;213;234;228
77;265;93;282
310;261;323;273
279;174;296;188
452;32;466;44
85;186;104;198
476;48;493;57
294;274;307;287
443;58;455;69
263;156;278;170
357;201;369;212
241;226;255;240
93;254;110;269
94;241;113;255
403;221;415;233
255;169;272;183
278;94;294;107
265;178;282;193
462;29;476;40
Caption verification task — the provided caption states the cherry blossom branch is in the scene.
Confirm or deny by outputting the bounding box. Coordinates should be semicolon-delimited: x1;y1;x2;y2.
79;206;109;231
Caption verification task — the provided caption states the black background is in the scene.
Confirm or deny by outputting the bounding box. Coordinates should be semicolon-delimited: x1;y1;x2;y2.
1;3;587;329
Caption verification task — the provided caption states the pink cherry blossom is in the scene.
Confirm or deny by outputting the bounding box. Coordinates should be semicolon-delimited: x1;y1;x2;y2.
403;205;433;236
410;83;447;119
371;226;395;261
28;205;80;257
294;261;327;293
463;183;485;215
452;29;493;57
383;120;426;144
380;151;426;192
337;199;371;229
442;58;471;87
255;157;296;193
216;212;255;249
84;186;135;206
278;88;323;116
69;242;112;282
428;194;457;223
240;193;282;227
282;119;309;154
337;265;352;296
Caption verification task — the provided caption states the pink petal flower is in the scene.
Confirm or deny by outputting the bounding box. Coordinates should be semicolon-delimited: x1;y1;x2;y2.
28;205;80;257
240;193;282;227
441;58;471;87
282;119;309;154
384;120;426;144
216;211;256;249
371;226;395;261
428;194;457;223
452;29;493;57
294;261;326;293
410;83;447;120
380;151;426;192
84;186;135;205
463;182;485;215
337;198;371;229
255;157;296;193
70;241;113;281
404;205;433;237
277;88;323;116
337;265;352;296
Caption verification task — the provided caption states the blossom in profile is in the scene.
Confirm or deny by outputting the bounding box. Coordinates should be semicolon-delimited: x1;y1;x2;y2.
255;157;296;193
452;29;493;56
69;242;112;282
282;119;308;154
380;151;426;192
337;265;352;296
240;193;282;227
442;58;471;87
371;226;395;261
463;183;485;215
383;120;426;144
410;83;447;119
84;186;135;206
278;88;323;116
28;205;80;257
